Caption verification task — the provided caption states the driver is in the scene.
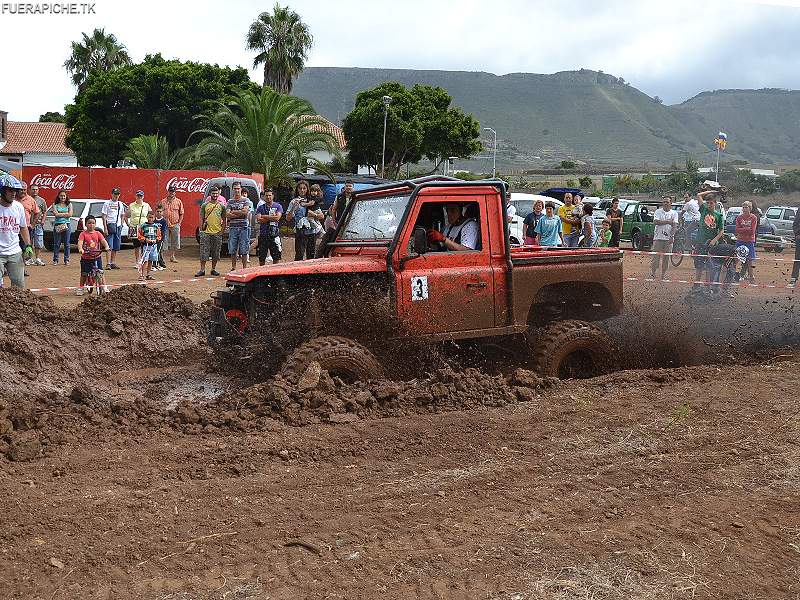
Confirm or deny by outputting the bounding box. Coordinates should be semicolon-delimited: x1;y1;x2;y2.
427;203;479;251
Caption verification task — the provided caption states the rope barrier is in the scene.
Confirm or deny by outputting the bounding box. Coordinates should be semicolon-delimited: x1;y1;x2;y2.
28;275;223;295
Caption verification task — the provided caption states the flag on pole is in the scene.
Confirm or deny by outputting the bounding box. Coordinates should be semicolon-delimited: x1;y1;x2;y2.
714;131;727;150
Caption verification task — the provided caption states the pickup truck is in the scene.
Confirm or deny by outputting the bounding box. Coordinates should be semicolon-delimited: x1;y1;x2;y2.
208;177;624;379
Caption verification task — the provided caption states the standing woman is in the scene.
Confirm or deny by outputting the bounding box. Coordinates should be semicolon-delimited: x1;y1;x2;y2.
522;199;545;245
286;180;314;261
52;190;73;265
305;184;326;259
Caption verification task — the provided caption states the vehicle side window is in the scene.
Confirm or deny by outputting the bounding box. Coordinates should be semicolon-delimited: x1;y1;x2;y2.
89;202;104;218
766;208;782;218
784;209;796;220
411;201;482;252
624;203;636;216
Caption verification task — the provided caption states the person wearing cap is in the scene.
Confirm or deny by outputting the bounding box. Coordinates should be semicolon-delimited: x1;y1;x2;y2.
0;180;33;288
426;202;480;251
101;187;127;269
29;184;48;266
126;190;151;267
162;185;184;263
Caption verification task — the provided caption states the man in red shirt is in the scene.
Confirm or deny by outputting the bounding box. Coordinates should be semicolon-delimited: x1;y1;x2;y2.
18;182;39;267
735;201;758;283
162;185;184;263
76;215;110;295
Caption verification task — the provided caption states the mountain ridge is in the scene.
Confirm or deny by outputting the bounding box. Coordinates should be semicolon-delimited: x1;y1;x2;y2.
292;67;800;167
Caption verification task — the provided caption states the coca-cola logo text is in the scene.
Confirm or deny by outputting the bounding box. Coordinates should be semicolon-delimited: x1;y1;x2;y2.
29;173;77;191
165;176;210;194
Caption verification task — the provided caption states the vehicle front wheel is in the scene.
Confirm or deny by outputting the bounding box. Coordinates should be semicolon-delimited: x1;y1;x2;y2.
281;336;385;383
527;319;614;379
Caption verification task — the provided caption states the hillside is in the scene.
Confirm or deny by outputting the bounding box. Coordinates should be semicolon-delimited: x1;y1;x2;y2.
292;67;800;167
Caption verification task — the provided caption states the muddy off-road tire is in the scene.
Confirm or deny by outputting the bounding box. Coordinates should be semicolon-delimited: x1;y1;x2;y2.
281;336;385;383
528;319;614;379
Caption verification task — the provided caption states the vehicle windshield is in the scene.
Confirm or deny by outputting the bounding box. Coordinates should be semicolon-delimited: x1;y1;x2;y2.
340;194;411;240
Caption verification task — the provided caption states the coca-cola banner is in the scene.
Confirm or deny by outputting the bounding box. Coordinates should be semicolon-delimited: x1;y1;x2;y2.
24;167;90;203
90;168;159;206
21;166;264;238
158;170;220;236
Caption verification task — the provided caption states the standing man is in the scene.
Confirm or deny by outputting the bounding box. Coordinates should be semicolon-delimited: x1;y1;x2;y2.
126;190;151;267
316;180;355;258
650;196;679;280
605;197;623;247
163;185;184;263
101;187;127;269
226;182;253;272
196;185;226;277
534;202;563;247
18;182;39;267
29;184;47;266
680;191;701;246
255;188;283;265
558;193;580;247
0;180;33;288
790;207;800;287
690;190;724;295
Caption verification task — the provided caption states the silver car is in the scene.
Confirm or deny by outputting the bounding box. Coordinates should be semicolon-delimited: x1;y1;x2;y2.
763;205;798;237
43;198;131;249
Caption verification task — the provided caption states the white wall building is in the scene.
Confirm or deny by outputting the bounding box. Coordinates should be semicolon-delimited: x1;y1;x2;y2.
0;119;78;167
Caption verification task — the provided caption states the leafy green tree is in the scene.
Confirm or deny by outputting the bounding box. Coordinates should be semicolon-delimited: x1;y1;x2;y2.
578;175;592;188
342;82;481;178
246;3;312;93
191;88;341;185
39;111;65;123
64;28;132;90
65;54;258;166
559;160;576;169
778;169;800;192
124;134;195;170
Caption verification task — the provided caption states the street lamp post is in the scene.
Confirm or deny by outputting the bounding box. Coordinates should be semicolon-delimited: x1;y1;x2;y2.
483;127;497;178
381;95;392;178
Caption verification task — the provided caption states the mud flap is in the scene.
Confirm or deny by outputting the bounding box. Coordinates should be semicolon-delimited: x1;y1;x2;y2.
207;306;244;348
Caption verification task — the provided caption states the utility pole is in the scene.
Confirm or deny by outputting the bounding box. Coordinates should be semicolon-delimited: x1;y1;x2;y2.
483;127;497;178
381;95;392;178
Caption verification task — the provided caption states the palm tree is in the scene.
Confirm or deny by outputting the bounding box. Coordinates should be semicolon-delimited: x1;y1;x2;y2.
191;88;341;185
246;4;312;94
124;134;195;170
64;28;132;89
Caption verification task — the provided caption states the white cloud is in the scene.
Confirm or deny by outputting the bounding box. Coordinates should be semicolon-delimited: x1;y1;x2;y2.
3;0;800;120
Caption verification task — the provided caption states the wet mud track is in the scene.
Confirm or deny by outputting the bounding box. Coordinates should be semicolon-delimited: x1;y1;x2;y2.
1;286;799;599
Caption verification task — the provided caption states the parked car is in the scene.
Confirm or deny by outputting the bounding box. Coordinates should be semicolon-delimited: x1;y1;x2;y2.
617;200;687;250
508;193;563;245
763;205;798;237
43;199;131;250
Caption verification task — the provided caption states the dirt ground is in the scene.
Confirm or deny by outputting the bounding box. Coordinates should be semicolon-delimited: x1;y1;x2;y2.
1;240;799;599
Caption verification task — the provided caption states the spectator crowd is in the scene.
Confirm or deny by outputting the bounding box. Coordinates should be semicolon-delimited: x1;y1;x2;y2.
0;175;798;297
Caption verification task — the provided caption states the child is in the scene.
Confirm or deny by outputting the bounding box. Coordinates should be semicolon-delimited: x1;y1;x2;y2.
153;207;168;271
580;204;597;247
596;219;613;247
76;215;110;295
137;211;162;281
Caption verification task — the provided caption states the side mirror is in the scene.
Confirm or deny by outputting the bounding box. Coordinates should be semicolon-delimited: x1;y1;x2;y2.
413;227;428;255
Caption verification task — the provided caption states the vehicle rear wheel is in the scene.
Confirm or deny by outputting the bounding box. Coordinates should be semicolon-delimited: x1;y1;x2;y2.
281;336;385;383
631;230;643;250
527;319;614;379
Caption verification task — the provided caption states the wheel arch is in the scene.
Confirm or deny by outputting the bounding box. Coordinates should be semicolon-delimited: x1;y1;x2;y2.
526;281;617;327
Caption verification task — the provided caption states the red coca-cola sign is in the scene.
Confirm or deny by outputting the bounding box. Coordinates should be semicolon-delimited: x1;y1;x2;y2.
165;176;210;194
29;173;77;191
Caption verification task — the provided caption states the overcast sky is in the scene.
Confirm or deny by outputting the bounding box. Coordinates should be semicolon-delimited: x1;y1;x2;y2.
4;0;800;121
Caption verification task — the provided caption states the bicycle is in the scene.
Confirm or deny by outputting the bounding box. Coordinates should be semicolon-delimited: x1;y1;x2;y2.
84;251;110;295
670;223;687;267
